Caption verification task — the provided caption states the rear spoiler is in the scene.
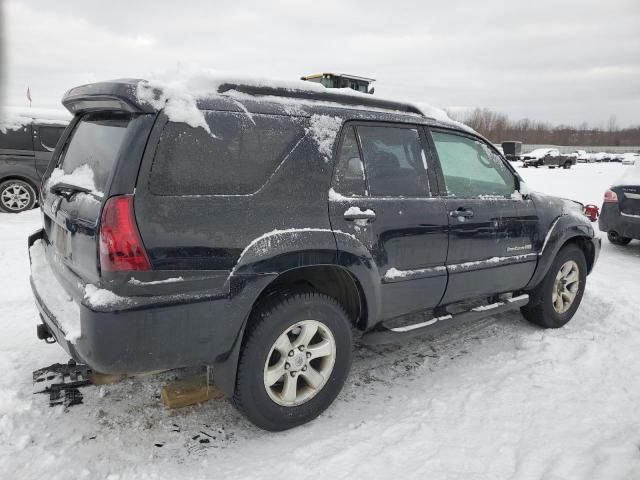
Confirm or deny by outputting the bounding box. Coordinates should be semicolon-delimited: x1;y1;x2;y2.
62;79;155;115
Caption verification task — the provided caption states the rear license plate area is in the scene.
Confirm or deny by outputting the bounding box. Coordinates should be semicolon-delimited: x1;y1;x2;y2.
53;222;72;259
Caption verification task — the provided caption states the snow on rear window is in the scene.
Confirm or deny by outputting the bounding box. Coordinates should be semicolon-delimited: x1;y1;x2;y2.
55;112;132;194
46;164;102;196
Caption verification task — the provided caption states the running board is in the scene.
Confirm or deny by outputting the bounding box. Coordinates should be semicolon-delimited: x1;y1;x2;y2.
360;294;530;345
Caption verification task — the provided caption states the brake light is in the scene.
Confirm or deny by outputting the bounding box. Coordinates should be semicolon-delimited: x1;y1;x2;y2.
99;195;151;272
604;190;618;203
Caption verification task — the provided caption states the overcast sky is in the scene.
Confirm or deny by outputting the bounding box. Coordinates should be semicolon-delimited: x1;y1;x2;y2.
2;0;639;127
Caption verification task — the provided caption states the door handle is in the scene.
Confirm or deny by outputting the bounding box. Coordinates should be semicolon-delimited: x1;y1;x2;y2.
449;207;474;219
344;206;376;222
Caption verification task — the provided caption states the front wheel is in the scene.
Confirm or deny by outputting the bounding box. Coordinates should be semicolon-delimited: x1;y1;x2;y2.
563;162;572;169
607;231;632;245
233;290;352;431
521;244;587;328
0;179;37;213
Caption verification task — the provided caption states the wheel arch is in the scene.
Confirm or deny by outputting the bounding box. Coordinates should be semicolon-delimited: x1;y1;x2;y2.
526;215;598;290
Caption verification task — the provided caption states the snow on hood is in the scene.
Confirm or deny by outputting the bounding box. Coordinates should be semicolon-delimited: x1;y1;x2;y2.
0;106;71;133
524;148;559;159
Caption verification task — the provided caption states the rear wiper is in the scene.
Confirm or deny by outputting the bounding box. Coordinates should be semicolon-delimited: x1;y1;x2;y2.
49;182;92;200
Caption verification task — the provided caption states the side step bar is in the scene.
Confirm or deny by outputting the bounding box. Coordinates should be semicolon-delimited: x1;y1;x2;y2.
360;294;529;346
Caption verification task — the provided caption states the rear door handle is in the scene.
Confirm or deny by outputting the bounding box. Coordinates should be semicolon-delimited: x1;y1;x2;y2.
344;206;376;222
449;207;474;219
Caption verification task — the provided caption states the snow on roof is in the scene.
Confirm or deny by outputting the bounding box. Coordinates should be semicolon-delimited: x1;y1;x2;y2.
135;68;474;134
0;106;71;133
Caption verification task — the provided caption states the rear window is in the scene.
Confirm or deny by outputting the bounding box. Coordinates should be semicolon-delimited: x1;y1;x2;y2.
58;112;132;193
149;111;305;195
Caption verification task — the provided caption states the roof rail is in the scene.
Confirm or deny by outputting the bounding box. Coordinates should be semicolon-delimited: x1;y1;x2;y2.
216;83;424;116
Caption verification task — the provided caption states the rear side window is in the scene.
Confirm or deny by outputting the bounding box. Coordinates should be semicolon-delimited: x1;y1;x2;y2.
150;111;305;195
0;126;33;151
38;126;66;152
58;112;133;193
357;125;428;197
431;131;515;198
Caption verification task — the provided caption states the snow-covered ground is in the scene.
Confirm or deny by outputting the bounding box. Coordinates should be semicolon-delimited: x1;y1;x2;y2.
1;163;639;479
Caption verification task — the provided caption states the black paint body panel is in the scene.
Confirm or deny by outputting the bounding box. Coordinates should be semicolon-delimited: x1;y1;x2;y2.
29;79;601;397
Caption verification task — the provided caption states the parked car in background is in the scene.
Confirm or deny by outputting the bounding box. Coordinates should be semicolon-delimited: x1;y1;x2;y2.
599;163;640;245
592;152;613;163
621;153;639;165
501;141;522;161
0;107;70;212
30;77;600;431
522;148;576;169
569;150;588;163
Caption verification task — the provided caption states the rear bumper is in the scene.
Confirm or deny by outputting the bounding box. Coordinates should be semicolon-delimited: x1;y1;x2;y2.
598;204;640;239
28;229;274;384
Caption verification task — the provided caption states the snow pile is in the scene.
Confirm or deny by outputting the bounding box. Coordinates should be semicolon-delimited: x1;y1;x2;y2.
46;164;102;196
2;164;640;479
614;162;640;186
384;266;446;280
0;106;71;133
137;80;213;135
83;284;125;308
28;240;81;342
305;114;342;161
412;102;476;133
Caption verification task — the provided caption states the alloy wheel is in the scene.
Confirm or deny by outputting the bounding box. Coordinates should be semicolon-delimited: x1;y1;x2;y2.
1;183;32;212
552;260;580;314
263;319;336;407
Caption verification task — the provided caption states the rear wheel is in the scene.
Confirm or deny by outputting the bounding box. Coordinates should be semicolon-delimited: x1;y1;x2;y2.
233;290;352;431
0;179;37;213
521;244;587;328
563;161;572;169
607;231;632;245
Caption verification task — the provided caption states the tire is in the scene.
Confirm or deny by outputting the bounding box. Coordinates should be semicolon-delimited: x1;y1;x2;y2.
563;162;572;169
607;231;632;246
233;290;353;431
521;244;587;328
0;179;37;213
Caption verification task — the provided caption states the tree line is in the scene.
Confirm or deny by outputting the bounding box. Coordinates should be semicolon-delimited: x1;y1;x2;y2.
447;108;640;146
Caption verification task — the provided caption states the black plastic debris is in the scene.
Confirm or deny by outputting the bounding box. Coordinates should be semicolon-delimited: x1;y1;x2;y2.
33;360;92;408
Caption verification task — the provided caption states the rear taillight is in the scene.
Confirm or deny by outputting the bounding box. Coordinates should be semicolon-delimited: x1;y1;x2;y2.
99;195;151;272
604;190;618;203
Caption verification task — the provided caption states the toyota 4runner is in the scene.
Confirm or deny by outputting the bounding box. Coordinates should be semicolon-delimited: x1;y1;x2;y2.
29;78;600;431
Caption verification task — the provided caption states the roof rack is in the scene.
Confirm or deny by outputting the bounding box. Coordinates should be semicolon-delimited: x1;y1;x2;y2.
216;83;424;116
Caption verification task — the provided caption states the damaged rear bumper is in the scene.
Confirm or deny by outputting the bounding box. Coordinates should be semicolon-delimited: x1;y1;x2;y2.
27;229;274;391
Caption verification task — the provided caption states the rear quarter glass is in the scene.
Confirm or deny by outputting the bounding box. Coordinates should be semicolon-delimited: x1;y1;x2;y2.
148;111;306;196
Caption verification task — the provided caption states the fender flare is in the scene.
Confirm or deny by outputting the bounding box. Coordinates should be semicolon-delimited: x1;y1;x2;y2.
213;228;381;396
525;213;596;290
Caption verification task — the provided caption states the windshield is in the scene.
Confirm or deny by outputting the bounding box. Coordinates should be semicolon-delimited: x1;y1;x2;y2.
56;112;133;194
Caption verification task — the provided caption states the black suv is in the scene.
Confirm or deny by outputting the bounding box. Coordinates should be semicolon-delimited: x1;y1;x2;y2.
599;167;640;245
0;108;69;212
29;79;600;431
